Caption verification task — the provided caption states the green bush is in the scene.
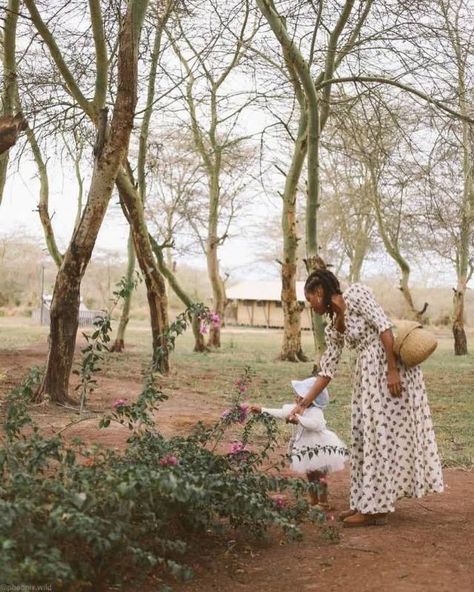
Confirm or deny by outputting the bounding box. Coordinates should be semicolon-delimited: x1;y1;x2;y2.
0;316;311;590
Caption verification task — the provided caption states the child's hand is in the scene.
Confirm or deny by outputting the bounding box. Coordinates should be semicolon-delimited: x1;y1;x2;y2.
250;404;262;414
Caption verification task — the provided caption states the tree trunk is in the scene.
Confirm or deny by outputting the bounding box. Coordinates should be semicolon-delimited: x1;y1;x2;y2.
0;0;20;201
399;263;427;322
36;0;150;403
369;167;427;322
452;286;468;355
206;240;226;348
453;54;472;356
20;103;63;267
279;108;307;361
349;218;371;283
349;250;364;284
149;234;208;353
114;7;172;360
206;169;226;348
40;260;82;404
111;230;135;352
304;255;327;364
280;263;307;361
117;167;169;373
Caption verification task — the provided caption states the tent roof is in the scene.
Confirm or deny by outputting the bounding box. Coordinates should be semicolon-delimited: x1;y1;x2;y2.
226;281;307;302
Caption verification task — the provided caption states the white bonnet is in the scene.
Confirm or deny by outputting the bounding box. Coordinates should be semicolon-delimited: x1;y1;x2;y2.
291;377;329;408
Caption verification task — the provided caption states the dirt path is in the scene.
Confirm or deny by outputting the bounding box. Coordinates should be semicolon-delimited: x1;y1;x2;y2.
167;468;474;592
1;346;473;592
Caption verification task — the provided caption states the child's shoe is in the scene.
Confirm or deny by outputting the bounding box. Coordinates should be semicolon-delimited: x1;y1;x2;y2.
308;490;319;506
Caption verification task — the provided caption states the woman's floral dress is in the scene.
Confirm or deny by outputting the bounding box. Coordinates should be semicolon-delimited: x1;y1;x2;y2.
319;283;444;514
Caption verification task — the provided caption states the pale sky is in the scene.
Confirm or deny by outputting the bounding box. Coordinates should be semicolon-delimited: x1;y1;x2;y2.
0;151;276;281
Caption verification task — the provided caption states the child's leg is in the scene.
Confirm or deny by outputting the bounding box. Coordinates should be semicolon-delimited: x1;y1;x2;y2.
307;469;329;507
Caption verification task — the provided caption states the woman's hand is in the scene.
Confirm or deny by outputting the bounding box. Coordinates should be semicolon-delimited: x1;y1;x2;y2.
387;367;402;397
250;405;262;414
288;404;305;423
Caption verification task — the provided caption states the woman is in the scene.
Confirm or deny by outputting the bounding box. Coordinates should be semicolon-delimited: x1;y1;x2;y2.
292;269;443;527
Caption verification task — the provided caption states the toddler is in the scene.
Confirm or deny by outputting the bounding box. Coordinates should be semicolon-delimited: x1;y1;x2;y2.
251;377;347;510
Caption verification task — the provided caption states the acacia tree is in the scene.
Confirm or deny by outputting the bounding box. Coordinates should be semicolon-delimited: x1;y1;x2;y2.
24;1;174;374
164;0;260;348
145;131;209;352
319;143;375;283
255;0;374;360
434;0;473;354
23;0;151;403
332;98;430;319
112;1;176;359
256;0;474;358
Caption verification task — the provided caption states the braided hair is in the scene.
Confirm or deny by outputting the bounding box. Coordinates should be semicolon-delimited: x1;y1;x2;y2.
304;269;342;317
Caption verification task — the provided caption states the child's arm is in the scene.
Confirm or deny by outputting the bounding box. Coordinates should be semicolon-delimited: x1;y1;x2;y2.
250;404;293;421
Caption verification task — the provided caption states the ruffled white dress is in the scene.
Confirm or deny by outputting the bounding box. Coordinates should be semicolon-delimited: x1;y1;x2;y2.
318;283;444;513
261;404;347;474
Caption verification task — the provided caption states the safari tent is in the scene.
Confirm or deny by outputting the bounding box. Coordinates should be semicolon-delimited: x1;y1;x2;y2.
224;281;312;329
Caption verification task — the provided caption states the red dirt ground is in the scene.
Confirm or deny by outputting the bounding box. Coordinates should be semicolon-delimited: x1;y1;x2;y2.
1;346;473;592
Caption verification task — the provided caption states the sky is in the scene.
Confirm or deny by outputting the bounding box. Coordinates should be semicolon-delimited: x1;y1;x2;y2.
0;151;278;281
1;155;466;291
2;0;472;292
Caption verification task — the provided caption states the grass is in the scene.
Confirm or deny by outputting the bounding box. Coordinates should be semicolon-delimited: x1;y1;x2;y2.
0;318;473;468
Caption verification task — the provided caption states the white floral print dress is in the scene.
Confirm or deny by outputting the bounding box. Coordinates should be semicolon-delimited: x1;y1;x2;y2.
319;283;444;514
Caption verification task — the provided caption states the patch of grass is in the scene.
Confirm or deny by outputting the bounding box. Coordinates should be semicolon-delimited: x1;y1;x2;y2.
0;319;49;349
1;319;472;468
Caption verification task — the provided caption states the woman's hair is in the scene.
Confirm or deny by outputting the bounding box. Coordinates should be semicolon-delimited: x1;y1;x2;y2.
304;269;342;315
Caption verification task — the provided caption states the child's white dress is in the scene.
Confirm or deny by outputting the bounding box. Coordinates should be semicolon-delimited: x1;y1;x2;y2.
261;404;347;474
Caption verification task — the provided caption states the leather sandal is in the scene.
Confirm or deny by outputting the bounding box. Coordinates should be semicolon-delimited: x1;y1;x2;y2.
338;508;357;522
342;511;388;528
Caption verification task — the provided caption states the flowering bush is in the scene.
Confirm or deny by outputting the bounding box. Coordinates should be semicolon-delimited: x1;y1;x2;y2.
199;311;221;335
0;314;311;591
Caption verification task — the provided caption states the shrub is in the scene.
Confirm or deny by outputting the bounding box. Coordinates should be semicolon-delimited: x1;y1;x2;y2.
0;310;311;591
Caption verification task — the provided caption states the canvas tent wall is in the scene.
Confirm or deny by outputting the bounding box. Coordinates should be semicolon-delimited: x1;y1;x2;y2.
225;281;312;329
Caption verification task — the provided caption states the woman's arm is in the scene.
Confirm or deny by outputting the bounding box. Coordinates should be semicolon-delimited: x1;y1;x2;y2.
380;329;402;397
290;375;331;417
349;284;402;398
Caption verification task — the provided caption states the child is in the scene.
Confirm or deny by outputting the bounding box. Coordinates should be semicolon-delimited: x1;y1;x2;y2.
250;377;347;510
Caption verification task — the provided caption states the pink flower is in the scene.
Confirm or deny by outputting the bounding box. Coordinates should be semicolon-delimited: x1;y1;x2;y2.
229;441;248;455
272;494;287;509
221;404;249;424
209;312;221;327
237;403;249;422
234;379;248;394
199;321;208;335
160;454;178;467
113;399;128;410
319;476;327;484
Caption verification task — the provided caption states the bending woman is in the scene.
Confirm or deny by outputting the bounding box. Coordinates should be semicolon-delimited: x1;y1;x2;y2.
292;269;443;527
